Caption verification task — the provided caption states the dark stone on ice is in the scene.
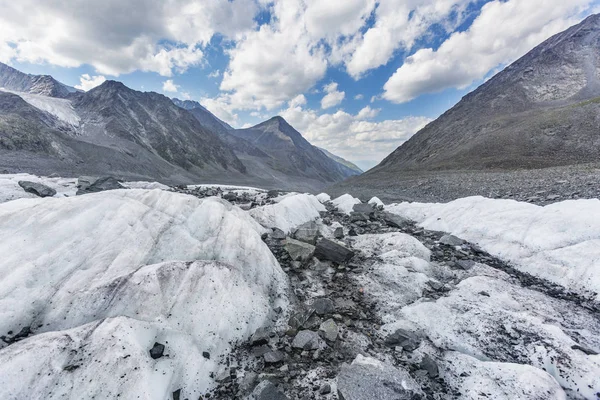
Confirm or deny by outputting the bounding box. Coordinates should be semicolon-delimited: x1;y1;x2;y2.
334;227;344;239
320;384;332;395
251;327;270;346
384;329;420;351
420;354;439;377
439;234;465;246
267;190;279;198
572;344;598;355
252;345;271;357
348;228;358;236
18;181;56;198
311;298;335;315
350;212;368;222
314;238;355;263
263;350;285;364
251;380;289;400
172;389;181;400
222;192;237;201
76;176;123;195
381;212;410;228
270;228;287;240
352;203;375;215
202;351;210;359
149;342;165;359
456;260;475;270
288;307;315;330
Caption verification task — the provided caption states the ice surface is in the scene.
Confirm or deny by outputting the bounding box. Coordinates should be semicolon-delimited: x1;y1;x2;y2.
316;193;331;203
0;189;288;399
387;196;600;299
368;196;384;207
331;193;362;214
0;173;77;203
2;89;80;126
250;193;325;233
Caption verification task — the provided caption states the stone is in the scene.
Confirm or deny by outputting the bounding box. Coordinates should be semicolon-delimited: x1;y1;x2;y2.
267;190;279;198
76;176;123;195
172;389;181;400
384;329;420;351
314;239;355;263
293;221;320;245
381;212;410;228
420;354;439;377
222;192;237;201
337;355;423;400
571;344;598;355
456;260;476;270
352;202;375;215
270;228;286;240
319;319;338;342
149;342;165;359
263;351;285;364
284;238;316;262
334;227;344;239
251;327;270;346
319;384;332;395
250;380;289;400
311;298;335;315
439;234;465;246
17;181;56;198
292;330;323;350
202;351;210;359
252;345;271;357
288;307;315;330
350;212;368;222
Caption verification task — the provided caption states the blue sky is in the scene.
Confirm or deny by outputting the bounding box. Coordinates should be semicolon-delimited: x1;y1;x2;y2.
2;0;599;170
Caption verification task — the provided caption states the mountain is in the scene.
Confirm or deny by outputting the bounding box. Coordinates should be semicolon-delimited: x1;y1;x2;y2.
0;62;77;98
317;147;362;175
331;14;600;202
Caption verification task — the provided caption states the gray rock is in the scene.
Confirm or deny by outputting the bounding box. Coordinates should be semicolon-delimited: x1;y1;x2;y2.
252;345;271;357
456;260;476;270
149;342;165;359
250;380;289;400
350;212;368;222
18;181;56;198
337;355;423;400
439;234;465;246
314;238;355;263
352;202;375;215
76;176;123;195
320;383;332;395
311;298;335;315
288;307;315;330
270;228;286;240
291;330;323;350
319;319;338;342
284;238;315;262
384;329;421;351
251;327;270;346
334;227;344;239
420;354;439;377
293;220;320;244
263;350;284;363
381;212;410;228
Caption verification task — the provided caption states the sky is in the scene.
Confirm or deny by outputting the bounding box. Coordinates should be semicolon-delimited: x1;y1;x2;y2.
1;0;599;170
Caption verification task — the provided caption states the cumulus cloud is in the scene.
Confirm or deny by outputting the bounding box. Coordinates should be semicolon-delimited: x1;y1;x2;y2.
0;0;256;76
289;94;307;108
354;94;364;100
383;0;592;103
321;82;345;109
200;95;239;125
280;105;430;169
74;74;106;91
162;79;180;93
356;105;380;119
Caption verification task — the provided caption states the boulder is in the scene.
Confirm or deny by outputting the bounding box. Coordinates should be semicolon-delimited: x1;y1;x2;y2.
350;212;368;222
76;176;123;195
288;307;315;330
334;227;344;239
337;355;423;400
319;319;338;342
284;238;315;262
456;260;476;270
291;330;323;350
263;351;285;364
149;342;165;359
293;220;320;245
311;298;335;315
381;212;410;228
251;327;270;346
250;380;289;400
439;234;465;246
420;354;439;377
17;181;56;198
384;329;421;351
352;203;375;216
270;228;286;240
314;239;354;263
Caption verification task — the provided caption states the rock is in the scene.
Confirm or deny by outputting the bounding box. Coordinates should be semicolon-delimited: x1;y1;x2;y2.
270;228;286;240
76;176;123;195
439;234;465;246
314;239;355;263
456;260;476;270
263;351;285;364
381;212;410;228
292;330;323;350
293;221;320;244
311;298;335;315
252;345;271;357
319;319;338;342
319;384;332;395
222;192;237;201
352;203;375;215
337;355;423;400
250;380;289;400
571;344;598;355
420;354;439;377
288;307;315;330
239;372;259;393
334;227;344;239
348;228;358;236
284;238;315;262
251;327;270;346
350;212;368;222
172;389;181;400
384;329;420;351
267;190;279;198
17;181;56;198
149;342;165;359
202;351;210;359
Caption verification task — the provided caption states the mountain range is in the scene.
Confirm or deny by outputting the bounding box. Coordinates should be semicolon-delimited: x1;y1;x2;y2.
0;63;360;191
331;13;600;201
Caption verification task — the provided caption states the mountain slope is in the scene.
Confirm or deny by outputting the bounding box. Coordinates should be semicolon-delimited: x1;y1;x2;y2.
0;62;77;98
317;147;362;175
331;14;600;201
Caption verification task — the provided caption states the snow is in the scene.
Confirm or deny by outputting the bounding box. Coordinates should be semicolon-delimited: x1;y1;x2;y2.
1;89;80;126
368;196;384;207
122;180;170;190
0;189;288;399
387;196;600;299
331;193;361;214
0;173;77;203
316;193;331;203
250;193;325;233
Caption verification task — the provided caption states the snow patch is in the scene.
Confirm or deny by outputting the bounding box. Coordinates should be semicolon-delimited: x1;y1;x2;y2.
368;196;384;207
316;193;331;203
250;193;325;233
331;193;361;214
2;89;80;126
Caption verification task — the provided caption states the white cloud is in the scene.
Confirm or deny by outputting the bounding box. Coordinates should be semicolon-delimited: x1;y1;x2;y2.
0;0;256;76
356;105;380;119
320;82;345;109
200;95;239;125
289;94;307;108
162;79;180;93
383;0;592;103
208;69;221;79
280;104;430;169
354;94;364;100
74;74;106;91
180;91;192;100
